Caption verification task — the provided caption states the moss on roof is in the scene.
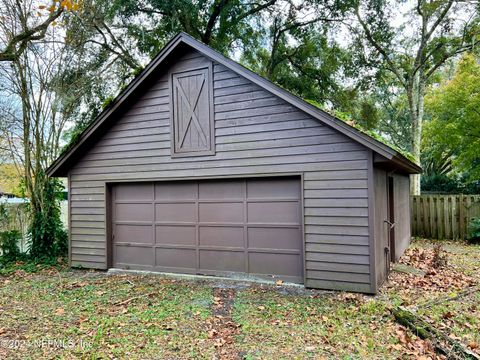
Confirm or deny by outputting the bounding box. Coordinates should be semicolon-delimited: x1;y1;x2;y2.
305;99;417;163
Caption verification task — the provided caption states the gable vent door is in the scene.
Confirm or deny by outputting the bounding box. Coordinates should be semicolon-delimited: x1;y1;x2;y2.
171;66;214;156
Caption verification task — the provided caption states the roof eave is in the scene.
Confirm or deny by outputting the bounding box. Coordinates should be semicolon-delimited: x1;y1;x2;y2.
390;154;423;174
46;33;187;177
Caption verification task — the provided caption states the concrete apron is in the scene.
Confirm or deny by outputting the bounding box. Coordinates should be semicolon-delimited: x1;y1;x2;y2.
107;268;305;290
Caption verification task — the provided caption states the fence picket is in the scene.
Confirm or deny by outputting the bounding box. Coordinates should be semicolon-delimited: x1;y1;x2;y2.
437;197;444;240
444;197;450;239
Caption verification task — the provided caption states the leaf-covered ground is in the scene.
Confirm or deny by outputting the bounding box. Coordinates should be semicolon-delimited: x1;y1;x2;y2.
0;239;478;359
381;239;480;357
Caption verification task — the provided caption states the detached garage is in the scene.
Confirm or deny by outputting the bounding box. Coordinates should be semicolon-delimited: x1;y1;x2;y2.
47;32;421;293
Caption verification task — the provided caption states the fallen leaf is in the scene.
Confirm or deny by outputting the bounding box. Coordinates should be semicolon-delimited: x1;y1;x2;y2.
207;329;217;339
442;311;454;319
214;338;226;348
55;308;65;316
449;333;462;340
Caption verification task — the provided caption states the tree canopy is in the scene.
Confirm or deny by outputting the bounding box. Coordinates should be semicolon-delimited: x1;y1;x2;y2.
350;0;480;193
424;53;480;183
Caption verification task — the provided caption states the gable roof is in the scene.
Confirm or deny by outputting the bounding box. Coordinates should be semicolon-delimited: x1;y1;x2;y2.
47;32;421;177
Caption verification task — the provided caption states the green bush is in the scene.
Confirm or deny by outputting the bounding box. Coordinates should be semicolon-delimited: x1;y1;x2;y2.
0;202;24;263
421;173;460;193
421;173;480;194
467;217;480;244
0;230;21;262
28;178;68;260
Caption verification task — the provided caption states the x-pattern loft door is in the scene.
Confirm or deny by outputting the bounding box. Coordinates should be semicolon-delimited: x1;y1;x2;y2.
172;66;214;156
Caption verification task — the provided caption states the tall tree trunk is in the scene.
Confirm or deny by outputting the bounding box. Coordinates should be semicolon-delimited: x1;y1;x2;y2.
11;55;67;259
15;58;34;201
408;73;425;195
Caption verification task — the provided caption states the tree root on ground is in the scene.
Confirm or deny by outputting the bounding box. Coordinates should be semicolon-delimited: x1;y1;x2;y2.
392;306;480;360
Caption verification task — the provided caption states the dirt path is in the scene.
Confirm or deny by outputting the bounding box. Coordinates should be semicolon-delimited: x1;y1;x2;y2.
206;287;242;360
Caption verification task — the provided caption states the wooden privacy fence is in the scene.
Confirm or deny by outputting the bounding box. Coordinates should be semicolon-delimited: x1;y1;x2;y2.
412;195;480;240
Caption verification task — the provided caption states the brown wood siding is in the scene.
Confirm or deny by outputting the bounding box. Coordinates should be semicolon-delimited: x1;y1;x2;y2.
373;167;388;287
393;174;411;260
68;50;372;292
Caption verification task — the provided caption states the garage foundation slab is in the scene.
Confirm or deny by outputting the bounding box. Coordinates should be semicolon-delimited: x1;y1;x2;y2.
107;268;305;289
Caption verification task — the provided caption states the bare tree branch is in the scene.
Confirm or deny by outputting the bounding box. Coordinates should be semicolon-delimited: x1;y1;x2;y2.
236;0;277;22
354;5;406;87
203;0;231;44
0;5;63;62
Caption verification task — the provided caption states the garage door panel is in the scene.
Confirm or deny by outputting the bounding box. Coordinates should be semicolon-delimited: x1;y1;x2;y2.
156;225;195;245
199;250;245;272
155;203;196;222
248;227;301;250
247;202;300;223
116;203;152;222
155;248;196;268
112;177;303;283
249;252;302;277
116;246;153;267
115;224;153;244
199;202;244;223
115;183;152;200
199;226;244;247
155;182;196;200
247;178;300;199
199;180;244;200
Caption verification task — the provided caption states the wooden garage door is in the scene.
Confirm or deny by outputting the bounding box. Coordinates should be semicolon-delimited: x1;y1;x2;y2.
111;177;303;283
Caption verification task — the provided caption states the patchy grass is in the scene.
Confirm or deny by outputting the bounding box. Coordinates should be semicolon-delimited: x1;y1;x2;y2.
0;272;214;359
0;239;478;359
414;290;480;349
233;290;413;359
